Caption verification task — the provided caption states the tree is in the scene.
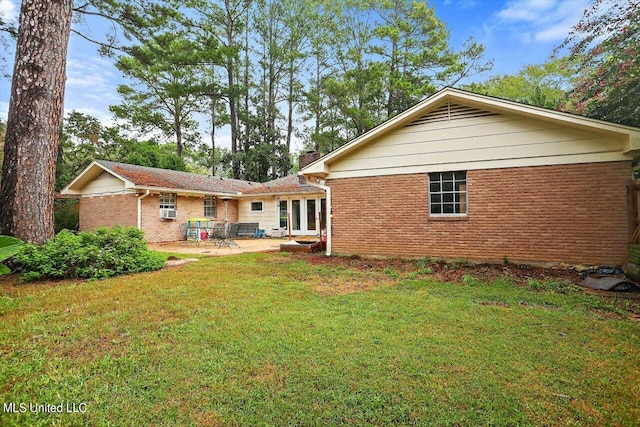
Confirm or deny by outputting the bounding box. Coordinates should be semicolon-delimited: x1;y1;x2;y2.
464;58;576;109
110;32;218;157
325;4;387;138
186;0;251;179
57;111;189;191
558;0;640;127
0;0;73;244
1;0;179;244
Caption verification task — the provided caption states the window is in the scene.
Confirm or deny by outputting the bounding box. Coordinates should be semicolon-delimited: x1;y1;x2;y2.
204;196;216;218
251;201;263;212
159;193;176;210
429;171;467;215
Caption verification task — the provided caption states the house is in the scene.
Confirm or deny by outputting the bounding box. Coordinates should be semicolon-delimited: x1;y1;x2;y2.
300;87;640;266
61;160;326;242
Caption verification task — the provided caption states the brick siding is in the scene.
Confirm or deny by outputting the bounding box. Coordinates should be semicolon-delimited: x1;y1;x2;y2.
328;161;632;265
79;194;138;231
79;194;239;243
142;195;238;242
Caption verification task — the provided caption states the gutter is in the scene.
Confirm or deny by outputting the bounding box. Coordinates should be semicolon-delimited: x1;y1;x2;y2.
137;190;150;230
306;179;332;256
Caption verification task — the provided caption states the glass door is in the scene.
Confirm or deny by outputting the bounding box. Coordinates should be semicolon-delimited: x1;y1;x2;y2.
306;199;316;233
278;200;288;229
291;200;301;232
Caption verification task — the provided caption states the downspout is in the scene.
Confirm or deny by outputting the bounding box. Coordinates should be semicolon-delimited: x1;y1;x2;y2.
137;190;150;230
307;179;332;256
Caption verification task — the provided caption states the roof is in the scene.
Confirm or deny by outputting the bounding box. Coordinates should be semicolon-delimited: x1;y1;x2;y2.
61;160;323;197
301;87;640;178
242;175;323;196
99;160;257;194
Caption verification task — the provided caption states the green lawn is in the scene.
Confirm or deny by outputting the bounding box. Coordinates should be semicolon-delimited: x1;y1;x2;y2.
1;252;639;426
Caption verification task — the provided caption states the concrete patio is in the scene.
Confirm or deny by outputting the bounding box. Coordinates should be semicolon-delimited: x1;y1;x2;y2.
148;237;317;256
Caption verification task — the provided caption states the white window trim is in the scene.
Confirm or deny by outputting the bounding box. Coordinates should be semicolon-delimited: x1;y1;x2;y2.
159;193;176;210
204;196;216;218
428;171;468;217
250;201;264;212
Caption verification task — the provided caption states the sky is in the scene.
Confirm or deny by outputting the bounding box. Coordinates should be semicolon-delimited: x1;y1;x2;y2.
0;0;592;151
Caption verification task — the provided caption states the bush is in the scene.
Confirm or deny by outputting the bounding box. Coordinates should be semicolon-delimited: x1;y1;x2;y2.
54;198;79;233
15;226;166;282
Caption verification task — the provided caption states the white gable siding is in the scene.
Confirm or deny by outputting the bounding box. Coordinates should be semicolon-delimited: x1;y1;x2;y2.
327;106;629;179
81;171;126;195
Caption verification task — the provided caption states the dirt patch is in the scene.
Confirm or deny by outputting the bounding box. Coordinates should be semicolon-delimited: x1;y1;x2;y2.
288;253;640;318
165;257;200;267
291;253;584;286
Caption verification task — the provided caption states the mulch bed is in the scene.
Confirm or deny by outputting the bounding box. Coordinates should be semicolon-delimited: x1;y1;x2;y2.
291;253;585;286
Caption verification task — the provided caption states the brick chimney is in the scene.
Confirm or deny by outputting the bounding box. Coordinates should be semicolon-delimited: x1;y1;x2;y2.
299;150;321;170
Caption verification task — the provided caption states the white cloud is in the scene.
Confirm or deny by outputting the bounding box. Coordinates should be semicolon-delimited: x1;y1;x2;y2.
0;0;16;22
66;57;115;90
495;0;590;43
64;56;122;123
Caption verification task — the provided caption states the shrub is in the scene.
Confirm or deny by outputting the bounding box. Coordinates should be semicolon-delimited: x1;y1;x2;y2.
0;235;24;275
54;198;79;232
15;226;165;282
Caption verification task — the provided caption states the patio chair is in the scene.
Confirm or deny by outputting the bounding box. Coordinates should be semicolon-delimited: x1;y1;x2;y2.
224;223;239;247
209;223;238;248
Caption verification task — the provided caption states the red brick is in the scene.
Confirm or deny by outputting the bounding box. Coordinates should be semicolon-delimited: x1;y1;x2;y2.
328;161;632;265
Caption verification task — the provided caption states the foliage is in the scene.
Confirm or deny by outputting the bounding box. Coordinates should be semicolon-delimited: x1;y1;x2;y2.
53;198;79;233
14;226;165;282
463;58;577;109
56;111;189;190
0;235;23;275
558;0;640;127
110;31;221;157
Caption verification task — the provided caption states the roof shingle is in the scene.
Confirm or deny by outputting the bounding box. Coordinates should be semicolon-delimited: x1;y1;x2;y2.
97;160;322;196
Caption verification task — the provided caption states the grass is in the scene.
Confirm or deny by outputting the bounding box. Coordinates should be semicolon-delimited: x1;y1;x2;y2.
1;252;639;426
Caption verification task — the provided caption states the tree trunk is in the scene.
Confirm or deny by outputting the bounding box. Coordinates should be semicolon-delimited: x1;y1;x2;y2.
0;0;73;244
210;96;216;176
225;0;240;179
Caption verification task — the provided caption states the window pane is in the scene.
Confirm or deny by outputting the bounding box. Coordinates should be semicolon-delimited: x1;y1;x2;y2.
292;200;301;231
428;171;467;216
307;200;316;231
204;196;216;217
159;193;175;209
279;201;288;228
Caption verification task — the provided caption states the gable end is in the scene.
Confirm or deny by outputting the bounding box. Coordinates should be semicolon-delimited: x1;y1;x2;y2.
404;103;499;128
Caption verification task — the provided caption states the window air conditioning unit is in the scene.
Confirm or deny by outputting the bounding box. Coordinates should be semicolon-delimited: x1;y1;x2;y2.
159;209;177;220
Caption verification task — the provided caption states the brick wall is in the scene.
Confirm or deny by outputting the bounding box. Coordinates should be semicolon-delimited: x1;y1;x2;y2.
79;194;138;231
79;193;239;243
328;161;632;265
141;195;238;242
